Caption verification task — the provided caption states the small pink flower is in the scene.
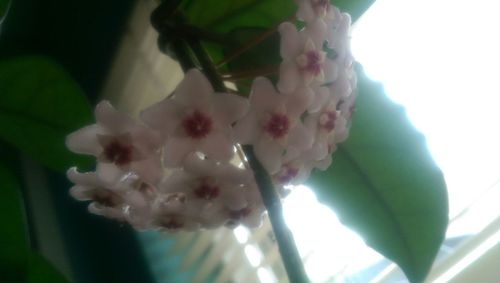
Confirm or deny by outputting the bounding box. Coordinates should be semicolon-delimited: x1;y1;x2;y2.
295;0;336;23
326;12;352;57
67;167;153;221
234;77;313;174
159;154;252;210
277;21;338;93
66;101;162;183
141;69;249;166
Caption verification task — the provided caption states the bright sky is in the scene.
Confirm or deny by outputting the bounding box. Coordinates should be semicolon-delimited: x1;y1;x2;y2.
280;0;500;281
351;0;500;220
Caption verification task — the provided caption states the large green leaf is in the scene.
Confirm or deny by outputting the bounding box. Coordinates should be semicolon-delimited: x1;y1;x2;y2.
0;56;93;172
0;163;29;280
26;253;69;283
332;0;375;21
307;66;448;283
180;0;374;34
0;0;10;24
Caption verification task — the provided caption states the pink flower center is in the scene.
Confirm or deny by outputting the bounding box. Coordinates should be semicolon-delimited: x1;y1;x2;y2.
229;207;252;220
319;111;337;132
138;182;156;197
182;110;213;139
103;140;133;166
92;189;122;207
194;178;220;200
264;113;290;139
161;216;183;230
303;51;322;76
276;165;299;185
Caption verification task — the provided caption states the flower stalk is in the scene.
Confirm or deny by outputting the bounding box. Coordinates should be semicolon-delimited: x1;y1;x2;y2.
215;15;296;68
185;35;310;283
152;5;309;280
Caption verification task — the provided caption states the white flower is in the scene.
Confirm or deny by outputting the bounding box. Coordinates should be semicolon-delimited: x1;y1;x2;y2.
159;154;252;209
234;77;313;174
295;0;336;23
66;101;162;183
326;12;352;58
277;21;338;93
141;69;249;167
67;167;153;221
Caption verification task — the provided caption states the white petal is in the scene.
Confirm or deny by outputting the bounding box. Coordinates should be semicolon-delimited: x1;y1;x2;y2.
67;167;99;186
159;170;192;193
233;110;259;144
174;69;213;109
296;1;316;23
95;101;135;133
308;86;330;113
304;19;327;49
199;132;234;162
289;123;313;150
66;124;104;156
96;162;124;185
140;98;183;135
277;61;301;94
130;126;163;156
132;157;162;184
254;138;284;174
279;22;302;60
69;185;92;201
212;92;249;125
183;153;218;176
315;155;332;170
323;58;339;84
251;77;283;112
163;137;196;167
287;86;313;118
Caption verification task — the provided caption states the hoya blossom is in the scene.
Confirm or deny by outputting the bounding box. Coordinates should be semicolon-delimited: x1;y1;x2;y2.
278;20;340;94
66;2;357;232
295;0;337;23
234;77;314;174
66;101;162;184
140;69;248;167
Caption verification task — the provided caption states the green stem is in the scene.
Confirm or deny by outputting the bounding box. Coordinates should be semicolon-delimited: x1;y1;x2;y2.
187;37;310;283
215;15;296;68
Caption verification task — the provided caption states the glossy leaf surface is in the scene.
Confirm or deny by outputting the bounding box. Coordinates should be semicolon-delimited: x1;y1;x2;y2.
0;56;93;172
307;67;448;283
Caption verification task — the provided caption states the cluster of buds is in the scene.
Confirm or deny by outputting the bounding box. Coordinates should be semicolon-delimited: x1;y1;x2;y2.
66;1;357;232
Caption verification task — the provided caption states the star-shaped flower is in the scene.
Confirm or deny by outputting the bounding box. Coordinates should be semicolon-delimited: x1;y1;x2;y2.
141;69;249;167
295;0;336;23
67;167;153;221
277;21;338;93
66;101;162;183
234;77;313;174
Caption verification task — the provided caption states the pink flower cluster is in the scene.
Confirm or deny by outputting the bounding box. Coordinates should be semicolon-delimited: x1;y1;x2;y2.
66;1;356;232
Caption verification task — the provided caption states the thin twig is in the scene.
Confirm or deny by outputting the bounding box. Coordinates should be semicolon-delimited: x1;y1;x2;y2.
216;15;296;68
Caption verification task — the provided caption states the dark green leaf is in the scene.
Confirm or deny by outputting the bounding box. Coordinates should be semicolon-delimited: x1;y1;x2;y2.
181;0;296;33
307;66;448;283
221;27;281;90
0;56;93;172
180;0;374;35
26;253;69;283
0;0;10;24
0;163;29;278
332;0;375;21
